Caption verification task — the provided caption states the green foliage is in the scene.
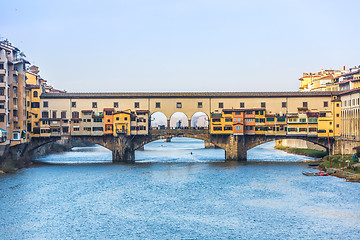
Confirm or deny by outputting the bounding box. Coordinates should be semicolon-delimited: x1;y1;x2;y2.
274;146;327;158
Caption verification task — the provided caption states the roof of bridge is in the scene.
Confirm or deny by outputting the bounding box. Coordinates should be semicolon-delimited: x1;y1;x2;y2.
40;91;339;99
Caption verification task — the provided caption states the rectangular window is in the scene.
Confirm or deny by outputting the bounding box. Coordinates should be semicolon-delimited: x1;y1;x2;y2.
0;115;4;122
31;102;40;108
61;111;67;119
323;101;328;107
156;102;160;108
218;102;223;108
198;102;203;108
92;102;97;108
72;102;76;108
114;102;119;108
282;102;286;108
43;101;48;108
240;102;245;108
213;127;222;131
303;102;308;108
261;102;266;108
177;102;182;108
299;118;306;123
72;111;79;119
52;111;57;119
42;111;49;118
134;102;140;108
0;76;4;82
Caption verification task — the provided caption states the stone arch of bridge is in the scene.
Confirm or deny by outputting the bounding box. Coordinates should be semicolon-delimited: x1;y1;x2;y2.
132;134;226;152
244;136;329;153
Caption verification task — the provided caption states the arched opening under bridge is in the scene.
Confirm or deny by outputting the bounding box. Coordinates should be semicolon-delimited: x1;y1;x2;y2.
169;112;189;129
150;112;168;129
190;112;209;129
135;137;225;163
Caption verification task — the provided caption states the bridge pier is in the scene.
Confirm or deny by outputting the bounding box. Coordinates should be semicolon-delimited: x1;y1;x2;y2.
109;135;135;163
224;135;247;161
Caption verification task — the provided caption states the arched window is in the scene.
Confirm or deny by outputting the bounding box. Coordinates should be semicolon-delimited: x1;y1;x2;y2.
33;91;38;98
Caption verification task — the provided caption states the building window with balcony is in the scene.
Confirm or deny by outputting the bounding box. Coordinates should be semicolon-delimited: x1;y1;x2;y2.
42;111;49;118
261;102;266;108
92;102;97;108
135;102;140;108
324;101;328;107
114;102;119;108
240;102;245;108
282;102;287;108
61;111;67;119
198;102;203;108
218;102;223;108
156;102;160;108
72;111;79;118
72;102;76;108
177;102;182;108
303;102;308;108
43;101;48;108
33;91;38;98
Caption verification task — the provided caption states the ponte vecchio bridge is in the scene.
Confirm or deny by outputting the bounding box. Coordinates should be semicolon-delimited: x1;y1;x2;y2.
24;91;341;162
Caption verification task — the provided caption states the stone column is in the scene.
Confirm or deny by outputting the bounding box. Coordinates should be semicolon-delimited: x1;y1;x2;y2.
225;135;247;161
167;119;171;129
188;119;192;129
111;135;135;163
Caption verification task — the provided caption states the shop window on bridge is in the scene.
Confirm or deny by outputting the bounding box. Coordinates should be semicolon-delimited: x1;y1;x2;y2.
212;118;221;122
62;127;69;133
318;129;326;133
299;128;307;132
266;117;274;122
240;102;245;108
299;118;306;123
224;126;232;131
309;128;317;132
93;118;102;122
213;127;222;131
225;118;232;122
308;118;317;123
92;127;103;131
288;128;298;132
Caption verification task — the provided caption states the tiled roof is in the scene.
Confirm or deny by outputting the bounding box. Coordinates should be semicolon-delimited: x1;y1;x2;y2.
41;91;340;99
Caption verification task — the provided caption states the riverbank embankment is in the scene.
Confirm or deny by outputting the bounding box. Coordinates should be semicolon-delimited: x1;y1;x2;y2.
274;145;327;158
319;155;360;182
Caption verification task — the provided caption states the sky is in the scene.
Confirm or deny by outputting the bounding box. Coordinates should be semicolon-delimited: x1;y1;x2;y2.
1;0;359;92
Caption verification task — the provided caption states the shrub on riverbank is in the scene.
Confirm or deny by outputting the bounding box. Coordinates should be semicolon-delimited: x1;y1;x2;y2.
274;146;327;158
321;155;360;173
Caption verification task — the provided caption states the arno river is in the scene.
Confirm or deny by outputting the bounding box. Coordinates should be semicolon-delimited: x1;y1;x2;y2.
0;138;359;239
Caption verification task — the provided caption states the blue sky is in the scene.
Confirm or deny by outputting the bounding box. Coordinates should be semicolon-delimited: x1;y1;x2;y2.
1;0;359;92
